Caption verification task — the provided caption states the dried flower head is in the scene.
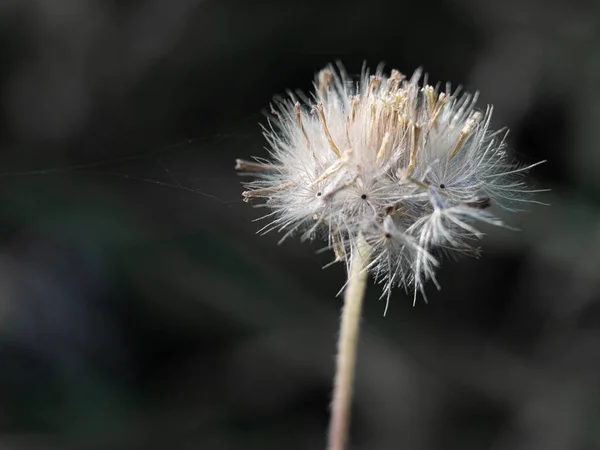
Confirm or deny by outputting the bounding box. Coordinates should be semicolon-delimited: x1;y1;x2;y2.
236;63;543;309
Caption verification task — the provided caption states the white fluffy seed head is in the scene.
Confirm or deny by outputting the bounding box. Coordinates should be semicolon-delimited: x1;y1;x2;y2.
236;63;543;308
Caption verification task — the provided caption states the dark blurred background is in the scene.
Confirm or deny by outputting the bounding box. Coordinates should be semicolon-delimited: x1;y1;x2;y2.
0;0;598;449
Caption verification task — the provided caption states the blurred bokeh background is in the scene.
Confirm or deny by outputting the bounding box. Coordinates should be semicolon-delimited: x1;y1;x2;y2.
0;0;598;449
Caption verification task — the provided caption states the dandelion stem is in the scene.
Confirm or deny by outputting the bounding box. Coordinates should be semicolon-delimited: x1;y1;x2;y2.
328;233;371;450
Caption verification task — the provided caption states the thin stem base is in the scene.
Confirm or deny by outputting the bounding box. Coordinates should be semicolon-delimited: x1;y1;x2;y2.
327;233;371;450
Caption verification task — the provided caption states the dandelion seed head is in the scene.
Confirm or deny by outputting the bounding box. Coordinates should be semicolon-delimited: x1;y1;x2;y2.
236;63;542;303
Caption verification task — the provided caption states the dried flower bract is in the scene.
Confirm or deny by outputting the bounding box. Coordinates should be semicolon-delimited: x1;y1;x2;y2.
236;63;543;309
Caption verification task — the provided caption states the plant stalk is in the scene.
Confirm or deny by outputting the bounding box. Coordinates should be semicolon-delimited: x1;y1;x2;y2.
327;233;371;450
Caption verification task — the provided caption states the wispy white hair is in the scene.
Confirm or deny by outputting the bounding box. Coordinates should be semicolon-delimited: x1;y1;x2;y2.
236;63;544;311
